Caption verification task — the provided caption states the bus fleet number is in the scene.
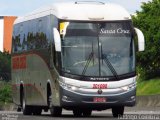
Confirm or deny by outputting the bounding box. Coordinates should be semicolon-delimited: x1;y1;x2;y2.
93;84;107;89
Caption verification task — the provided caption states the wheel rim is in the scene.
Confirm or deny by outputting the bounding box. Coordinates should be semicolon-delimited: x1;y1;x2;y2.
22;94;26;110
49;96;52;108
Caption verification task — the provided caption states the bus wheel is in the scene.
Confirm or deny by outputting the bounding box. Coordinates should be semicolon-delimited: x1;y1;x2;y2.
50;106;62;117
22;92;32;115
48;92;62;117
112;106;124;118
83;109;92;117
33;107;42;115
73;109;82;117
17;106;21;112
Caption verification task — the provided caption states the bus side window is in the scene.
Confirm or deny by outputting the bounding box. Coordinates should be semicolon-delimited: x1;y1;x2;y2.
12;29;15;53
38;20;42;32
13;24;23;53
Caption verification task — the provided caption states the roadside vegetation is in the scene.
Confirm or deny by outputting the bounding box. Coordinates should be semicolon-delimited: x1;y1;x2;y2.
0;51;11;81
132;0;160;80
0;81;12;106
0;51;12;106
137;78;160;96
133;0;160;96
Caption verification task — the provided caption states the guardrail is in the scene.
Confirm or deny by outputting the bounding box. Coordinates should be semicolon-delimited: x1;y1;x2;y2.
136;95;160;107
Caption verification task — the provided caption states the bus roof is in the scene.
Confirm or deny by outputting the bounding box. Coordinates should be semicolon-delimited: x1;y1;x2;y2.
15;1;131;24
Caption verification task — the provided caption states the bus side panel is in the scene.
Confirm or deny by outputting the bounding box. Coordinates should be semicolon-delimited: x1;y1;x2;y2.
12;15;61;107
26;53;51;105
12;70;21;106
12;52;56;106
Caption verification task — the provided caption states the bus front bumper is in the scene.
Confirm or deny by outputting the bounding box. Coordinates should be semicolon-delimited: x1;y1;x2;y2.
60;86;136;110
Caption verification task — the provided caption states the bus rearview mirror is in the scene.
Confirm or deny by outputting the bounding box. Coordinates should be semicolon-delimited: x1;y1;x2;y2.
53;28;61;52
134;28;145;51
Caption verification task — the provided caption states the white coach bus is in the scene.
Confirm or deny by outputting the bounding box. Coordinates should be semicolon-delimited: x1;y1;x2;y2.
12;1;145;117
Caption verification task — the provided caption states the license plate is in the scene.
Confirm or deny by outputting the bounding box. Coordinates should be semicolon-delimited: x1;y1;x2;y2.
93;97;106;103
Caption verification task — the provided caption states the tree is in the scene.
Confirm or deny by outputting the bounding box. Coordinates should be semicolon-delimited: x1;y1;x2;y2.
0;51;11;81
132;0;160;80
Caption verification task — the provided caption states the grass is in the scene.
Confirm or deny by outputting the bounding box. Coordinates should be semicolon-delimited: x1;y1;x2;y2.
0;81;12;103
137;78;160;96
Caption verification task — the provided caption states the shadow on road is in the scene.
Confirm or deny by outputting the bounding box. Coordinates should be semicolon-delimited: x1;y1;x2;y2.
39;114;114;119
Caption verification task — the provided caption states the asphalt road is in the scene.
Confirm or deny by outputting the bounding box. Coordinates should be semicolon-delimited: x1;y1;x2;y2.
1;107;160;120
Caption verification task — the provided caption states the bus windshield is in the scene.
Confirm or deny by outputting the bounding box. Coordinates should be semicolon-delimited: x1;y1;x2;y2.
61;21;135;78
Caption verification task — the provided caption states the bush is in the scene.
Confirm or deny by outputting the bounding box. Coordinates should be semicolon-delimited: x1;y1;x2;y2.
0;82;12;103
137;65;160;81
0;51;11;81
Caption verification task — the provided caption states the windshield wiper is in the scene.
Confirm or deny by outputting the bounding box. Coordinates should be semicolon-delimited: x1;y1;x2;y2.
102;54;119;80
82;42;94;76
100;43;119;80
81;52;93;76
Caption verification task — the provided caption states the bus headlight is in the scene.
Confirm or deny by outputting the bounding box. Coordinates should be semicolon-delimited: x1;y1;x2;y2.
71;86;78;91
121;86;129;91
59;82;79;91
121;83;136;91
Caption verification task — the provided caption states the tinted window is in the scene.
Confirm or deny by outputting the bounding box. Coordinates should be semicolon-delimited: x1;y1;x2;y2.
12;15;52;53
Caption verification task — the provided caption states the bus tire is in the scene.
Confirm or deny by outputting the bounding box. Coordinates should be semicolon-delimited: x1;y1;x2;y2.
50;106;62;117
47;83;51;107
22;91;32;115
112;106;124;118
48;91;62;117
73;109;83;117
17;106;21;112
33;108;42;115
83;109;92;117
